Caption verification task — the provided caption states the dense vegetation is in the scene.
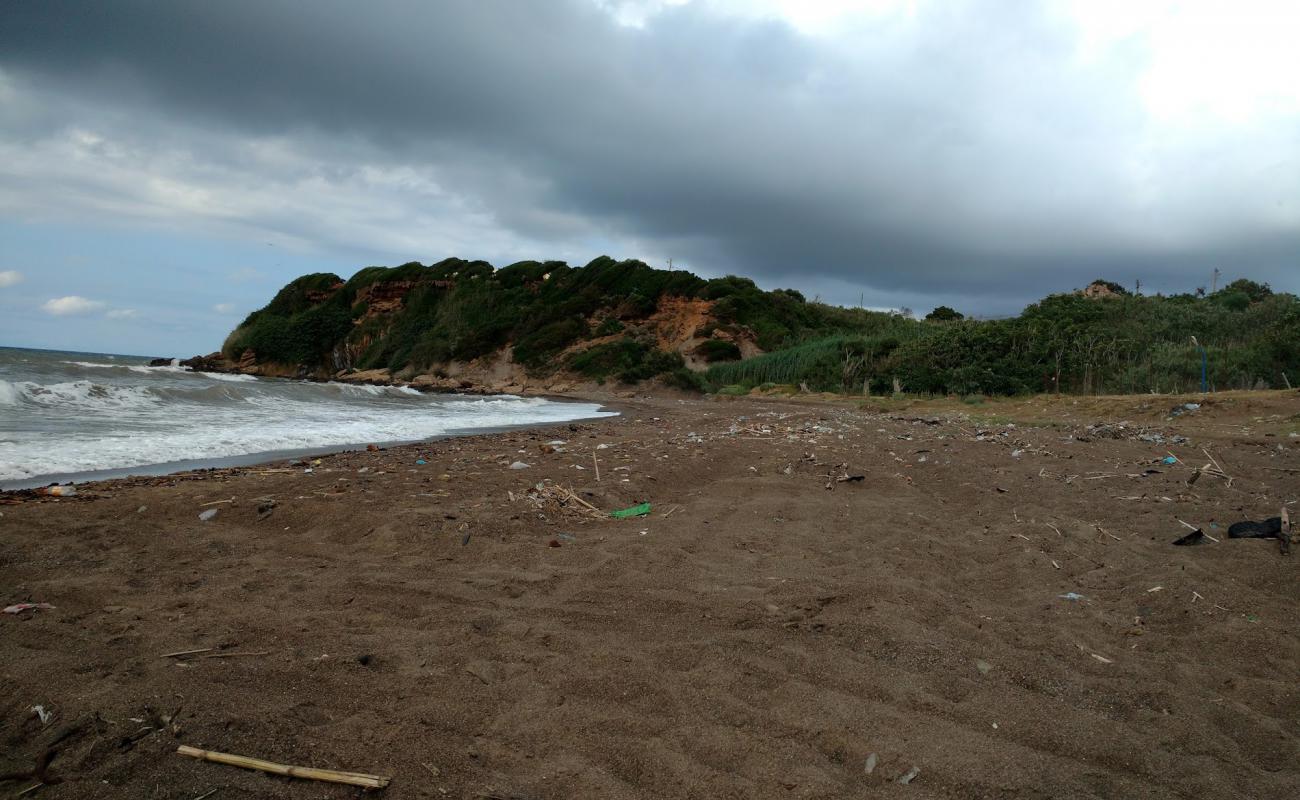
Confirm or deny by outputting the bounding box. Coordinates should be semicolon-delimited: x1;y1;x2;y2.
226;262;1299;396
223;256;894;381
705;279;1300;395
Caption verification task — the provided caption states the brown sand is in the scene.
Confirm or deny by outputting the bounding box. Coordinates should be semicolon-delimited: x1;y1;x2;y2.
2;391;1298;799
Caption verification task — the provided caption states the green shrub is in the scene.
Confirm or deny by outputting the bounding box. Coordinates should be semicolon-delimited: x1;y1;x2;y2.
695;339;742;362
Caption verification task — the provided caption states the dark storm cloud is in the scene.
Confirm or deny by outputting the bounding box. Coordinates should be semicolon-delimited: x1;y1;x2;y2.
2;0;1296;310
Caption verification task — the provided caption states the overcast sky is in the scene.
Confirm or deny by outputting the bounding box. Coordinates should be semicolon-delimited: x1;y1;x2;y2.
1;0;1297;355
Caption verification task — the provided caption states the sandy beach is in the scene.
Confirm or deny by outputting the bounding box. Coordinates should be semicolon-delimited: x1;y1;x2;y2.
2;390;1298;799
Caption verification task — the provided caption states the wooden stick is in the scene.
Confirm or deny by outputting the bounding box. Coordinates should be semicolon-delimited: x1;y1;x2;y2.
199;499;234;507
162;648;215;659
592;452;600;483
1263;467;1300;473
177;745;390;790
203;651;269;659
1202;448;1226;475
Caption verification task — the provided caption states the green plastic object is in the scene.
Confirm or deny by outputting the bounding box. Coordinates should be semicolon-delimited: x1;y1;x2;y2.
610;502;651;519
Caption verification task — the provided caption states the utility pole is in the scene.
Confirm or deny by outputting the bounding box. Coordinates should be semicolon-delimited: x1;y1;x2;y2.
1211;268;1220;293
1191;336;1208;393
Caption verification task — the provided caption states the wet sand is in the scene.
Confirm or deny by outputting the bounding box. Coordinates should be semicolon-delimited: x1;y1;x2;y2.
2;391;1298;799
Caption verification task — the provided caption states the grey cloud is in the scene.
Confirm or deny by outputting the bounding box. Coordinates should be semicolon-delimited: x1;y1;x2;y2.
2;0;1296;313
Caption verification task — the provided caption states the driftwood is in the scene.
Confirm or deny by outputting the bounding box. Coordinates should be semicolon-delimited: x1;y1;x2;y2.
177;745;390;790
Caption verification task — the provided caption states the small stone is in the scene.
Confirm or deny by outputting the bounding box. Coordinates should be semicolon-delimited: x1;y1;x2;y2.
975;659;993;675
864;752;878;775
509;461;531;470
897;766;921;785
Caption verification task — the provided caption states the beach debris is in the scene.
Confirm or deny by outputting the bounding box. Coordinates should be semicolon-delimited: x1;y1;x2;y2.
162;648;215;659
367;444;379;451
864;753;878;775
256;500;277;520
177;745;391;790
508;461;531;470
1161;456;1178;465
31;705;52;725
461;532;472;546
1173;529;1206;546
136;506;147;513
4;603;56;615
36;485;76;497
1227;517;1282;539
548;539;562;547
198;508;219;522
1091;653;1113;664
610;502;652;519
202;650;269;659
896;766;921;785
1058;592;1086;602
975;659;994;675
415;459;427;465
518;483;604;519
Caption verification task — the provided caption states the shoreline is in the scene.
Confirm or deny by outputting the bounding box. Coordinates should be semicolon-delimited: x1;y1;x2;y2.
2;391;1296;798
0;400;625;492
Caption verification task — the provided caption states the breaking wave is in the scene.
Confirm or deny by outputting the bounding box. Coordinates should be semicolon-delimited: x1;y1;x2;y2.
0;358;613;483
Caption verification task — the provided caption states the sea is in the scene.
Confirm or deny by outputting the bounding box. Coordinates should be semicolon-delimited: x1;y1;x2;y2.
0;346;616;489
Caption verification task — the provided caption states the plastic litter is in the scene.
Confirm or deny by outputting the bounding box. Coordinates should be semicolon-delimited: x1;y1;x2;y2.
415;459;427;465
975;659;993;675
508;461;531;470
32;705;52;724
37;485;76;497
1058;592;1086;601
4;602;56;614
610;503;652;519
1173;529;1206;546
198;508;219;522
1162;456;1178;465
1228;518;1282;538
864;753;878;775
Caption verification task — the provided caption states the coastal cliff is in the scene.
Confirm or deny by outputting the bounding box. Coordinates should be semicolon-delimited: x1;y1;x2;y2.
188;256;885;393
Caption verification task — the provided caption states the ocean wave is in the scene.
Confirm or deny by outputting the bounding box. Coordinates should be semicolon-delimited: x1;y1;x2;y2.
198;372;259;383
0;379;163;411
0;394;615;481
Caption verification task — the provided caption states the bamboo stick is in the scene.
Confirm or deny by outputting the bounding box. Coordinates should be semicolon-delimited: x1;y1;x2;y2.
177;745;390;789
162;648;214;659
592;451;600;482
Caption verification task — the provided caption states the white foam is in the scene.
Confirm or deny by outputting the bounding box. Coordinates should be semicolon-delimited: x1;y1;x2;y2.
198;372;259;383
2;379;162;412
0;380;614;481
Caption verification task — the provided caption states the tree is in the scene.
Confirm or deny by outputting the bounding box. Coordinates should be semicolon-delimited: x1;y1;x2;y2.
925;305;964;322
1219;278;1272;303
